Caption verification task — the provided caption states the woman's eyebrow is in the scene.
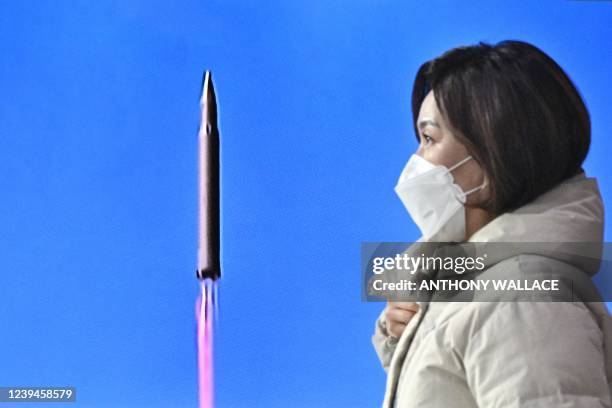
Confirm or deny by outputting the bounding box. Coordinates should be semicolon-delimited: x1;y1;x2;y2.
417;118;440;130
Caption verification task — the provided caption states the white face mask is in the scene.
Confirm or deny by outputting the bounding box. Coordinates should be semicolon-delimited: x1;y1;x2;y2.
394;154;486;242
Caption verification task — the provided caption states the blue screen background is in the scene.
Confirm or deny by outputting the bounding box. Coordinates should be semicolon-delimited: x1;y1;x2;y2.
1;1;611;406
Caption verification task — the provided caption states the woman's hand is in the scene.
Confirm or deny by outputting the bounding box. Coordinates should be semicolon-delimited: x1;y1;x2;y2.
384;302;420;339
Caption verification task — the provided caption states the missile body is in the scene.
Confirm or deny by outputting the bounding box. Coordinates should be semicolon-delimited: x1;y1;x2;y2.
197;71;221;281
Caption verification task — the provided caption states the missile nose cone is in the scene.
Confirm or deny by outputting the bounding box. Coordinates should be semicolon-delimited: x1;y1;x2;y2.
200;71;218;133
201;71;215;101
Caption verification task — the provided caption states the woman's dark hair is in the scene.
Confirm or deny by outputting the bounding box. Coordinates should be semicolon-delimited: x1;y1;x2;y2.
412;40;590;214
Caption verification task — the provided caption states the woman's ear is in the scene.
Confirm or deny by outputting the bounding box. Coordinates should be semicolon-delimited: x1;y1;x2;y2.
466;170;491;209
479;172;496;213
482;173;490;191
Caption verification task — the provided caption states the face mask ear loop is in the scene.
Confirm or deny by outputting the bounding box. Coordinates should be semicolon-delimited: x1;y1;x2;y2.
464;180;487;196
447;155;473;173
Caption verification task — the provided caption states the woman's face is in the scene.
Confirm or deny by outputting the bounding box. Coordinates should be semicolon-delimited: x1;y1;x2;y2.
415;91;487;204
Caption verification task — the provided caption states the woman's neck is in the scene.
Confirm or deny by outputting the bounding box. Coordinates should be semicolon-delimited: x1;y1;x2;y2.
465;207;495;241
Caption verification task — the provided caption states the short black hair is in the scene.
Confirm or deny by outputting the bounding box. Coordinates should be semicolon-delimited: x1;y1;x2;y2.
412;40;591;214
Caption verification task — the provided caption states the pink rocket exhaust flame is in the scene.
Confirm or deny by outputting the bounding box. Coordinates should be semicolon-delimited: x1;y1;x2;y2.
196;70;221;408
196;279;216;408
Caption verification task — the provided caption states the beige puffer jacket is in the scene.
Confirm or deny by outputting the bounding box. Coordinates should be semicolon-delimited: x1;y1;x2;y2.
372;172;612;407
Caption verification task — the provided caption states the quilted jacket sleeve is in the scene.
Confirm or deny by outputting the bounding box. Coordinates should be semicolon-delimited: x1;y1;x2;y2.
463;301;612;408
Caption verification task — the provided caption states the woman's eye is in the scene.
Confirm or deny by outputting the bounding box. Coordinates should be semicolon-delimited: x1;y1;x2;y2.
422;134;433;145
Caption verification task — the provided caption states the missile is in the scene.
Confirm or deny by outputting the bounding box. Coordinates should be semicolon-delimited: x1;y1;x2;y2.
197;70;221;281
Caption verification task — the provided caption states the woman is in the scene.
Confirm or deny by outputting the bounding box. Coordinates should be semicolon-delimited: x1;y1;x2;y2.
372;40;612;407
